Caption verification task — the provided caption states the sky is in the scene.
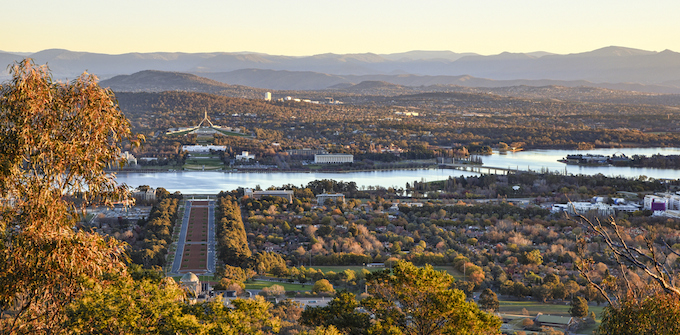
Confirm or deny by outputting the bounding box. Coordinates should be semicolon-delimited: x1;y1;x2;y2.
3;0;680;56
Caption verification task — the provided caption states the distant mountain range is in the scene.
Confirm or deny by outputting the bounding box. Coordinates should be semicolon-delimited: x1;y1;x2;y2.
4;46;680;93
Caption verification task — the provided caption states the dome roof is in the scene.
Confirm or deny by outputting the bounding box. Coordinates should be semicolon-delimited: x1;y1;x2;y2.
180;272;200;283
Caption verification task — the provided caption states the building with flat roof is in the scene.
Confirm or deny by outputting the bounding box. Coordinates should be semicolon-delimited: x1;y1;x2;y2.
236;151;255;161
317;193;345;205
244;189;294;203
132;187;156;202
286;148;329;156
314;154;353;164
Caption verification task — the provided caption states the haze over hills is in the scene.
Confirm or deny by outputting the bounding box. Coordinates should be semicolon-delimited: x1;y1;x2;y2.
100;70;267;99
100;69;680;107
4;46;680;93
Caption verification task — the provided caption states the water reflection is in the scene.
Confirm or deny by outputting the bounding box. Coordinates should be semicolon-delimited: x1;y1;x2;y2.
115;148;680;193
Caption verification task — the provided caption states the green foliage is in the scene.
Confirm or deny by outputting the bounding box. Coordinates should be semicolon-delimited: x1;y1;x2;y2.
301;291;370;335
312;279;335;294
569;296;589;318
215;196;252;267
252;251;288;275
597;292;680;334
129;197;180;268
363;261;501;335
64;274;200;334
479;289;500;312
187;296;281;335
522;249;543;265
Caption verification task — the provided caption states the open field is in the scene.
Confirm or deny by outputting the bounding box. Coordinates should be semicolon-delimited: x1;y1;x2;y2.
245;280;311;292
499;300;604;319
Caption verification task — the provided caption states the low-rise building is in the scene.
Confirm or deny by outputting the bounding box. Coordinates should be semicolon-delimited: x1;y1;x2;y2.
132;187;156;202
244;189;294;203
236;151;255;161
314;154;353;164
317;193;345;205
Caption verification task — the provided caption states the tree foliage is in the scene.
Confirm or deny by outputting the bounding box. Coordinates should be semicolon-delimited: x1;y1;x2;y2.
362;261;500;335
479;288;500;312
597;291;680;335
0;60;141;334
301;291;370;335
569;296;589;318
215;196;251;267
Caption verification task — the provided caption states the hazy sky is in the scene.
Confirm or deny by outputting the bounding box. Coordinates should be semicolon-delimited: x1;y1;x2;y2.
3;0;679;55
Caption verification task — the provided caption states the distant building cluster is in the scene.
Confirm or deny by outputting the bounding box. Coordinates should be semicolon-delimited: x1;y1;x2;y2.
645;193;680;218
276;96;343;105
314;154;354;164
551;197;639;217
394;111;419;116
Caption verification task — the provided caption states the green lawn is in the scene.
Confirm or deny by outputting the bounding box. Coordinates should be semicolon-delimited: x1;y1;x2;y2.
499;300;604;318
214;129;250;137
245;280;311;292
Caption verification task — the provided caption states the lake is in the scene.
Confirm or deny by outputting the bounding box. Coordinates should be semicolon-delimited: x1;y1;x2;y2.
114;148;680;193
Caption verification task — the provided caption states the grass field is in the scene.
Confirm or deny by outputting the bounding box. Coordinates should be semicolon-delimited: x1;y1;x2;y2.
245;281;311;291
499;300;603;334
499;300;604;318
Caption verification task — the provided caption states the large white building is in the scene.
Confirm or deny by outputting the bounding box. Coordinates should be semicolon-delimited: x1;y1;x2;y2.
314;154;354;164
182;145;227;153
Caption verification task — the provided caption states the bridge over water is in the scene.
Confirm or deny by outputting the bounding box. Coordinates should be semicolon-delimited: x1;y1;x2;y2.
439;163;525;175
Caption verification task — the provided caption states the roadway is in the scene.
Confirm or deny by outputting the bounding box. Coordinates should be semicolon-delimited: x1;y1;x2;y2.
207;200;216;273
170;200;192;274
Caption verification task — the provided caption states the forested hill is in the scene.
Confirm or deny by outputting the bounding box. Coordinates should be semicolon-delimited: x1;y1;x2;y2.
116;90;680;149
115;91;292;130
101;70;267;99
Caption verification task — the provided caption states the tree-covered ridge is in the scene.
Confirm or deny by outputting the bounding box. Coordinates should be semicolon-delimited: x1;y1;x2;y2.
215;194;252;268
128;189;182;268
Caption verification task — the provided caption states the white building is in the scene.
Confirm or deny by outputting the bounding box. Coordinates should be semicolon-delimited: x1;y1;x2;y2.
265;92;272;101
120;151;137;165
180;272;201;298
182;145;227;153
314;154;354;164
551;202;615;217
236;151;255;161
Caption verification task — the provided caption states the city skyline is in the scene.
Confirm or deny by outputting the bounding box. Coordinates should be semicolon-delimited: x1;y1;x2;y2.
3;0;680;56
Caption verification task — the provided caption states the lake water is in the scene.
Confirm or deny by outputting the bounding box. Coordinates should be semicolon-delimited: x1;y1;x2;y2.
114;148;680;193
114;169;479;194
482;147;680;180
